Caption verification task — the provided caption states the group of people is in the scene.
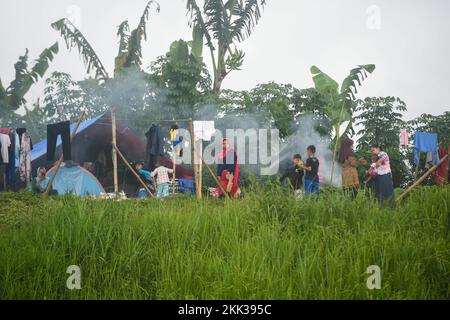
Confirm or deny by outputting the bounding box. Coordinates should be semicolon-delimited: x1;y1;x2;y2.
280;145;320;197
282;138;395;204
135;138;243;199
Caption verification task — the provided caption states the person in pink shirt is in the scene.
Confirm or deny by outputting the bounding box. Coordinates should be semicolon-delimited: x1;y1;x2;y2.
370;144;394;205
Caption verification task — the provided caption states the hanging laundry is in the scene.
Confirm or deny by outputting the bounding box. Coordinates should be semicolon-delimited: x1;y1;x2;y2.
0;128;11;135
399;128;409;146
193;121;215;141
20;131;32;183
0;133;11;164
170;126;184;157
47;121;71;161
6;130;16;188
14;132;20;167
413;132;439;166
146;124;164;170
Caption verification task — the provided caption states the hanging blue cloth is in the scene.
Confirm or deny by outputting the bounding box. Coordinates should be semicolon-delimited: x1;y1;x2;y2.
413;132;439;165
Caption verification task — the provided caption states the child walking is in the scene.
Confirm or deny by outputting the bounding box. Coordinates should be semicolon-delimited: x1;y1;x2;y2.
304;145;320;197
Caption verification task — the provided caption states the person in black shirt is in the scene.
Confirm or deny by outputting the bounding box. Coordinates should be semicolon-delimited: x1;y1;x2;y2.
304;145;320;197
281;154;305;191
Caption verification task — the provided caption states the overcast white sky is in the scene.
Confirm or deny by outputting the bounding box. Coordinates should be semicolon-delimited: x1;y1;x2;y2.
1;0;449;120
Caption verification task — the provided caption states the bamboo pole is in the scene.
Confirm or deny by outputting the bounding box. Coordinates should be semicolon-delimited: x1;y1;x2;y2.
396;154;449;203
172;146;176;195
44;112;85;196
192;143;229;199
189;119;202;200
112;143;155;198
197;140;203;197
203;158;229;199
111;110;119;193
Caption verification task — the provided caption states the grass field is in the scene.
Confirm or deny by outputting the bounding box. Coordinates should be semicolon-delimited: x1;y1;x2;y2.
0;184;448;300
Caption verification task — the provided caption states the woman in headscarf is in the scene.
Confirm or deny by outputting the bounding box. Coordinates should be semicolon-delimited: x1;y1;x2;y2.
217;138;240;185
209;169;241;199
339;137;366;198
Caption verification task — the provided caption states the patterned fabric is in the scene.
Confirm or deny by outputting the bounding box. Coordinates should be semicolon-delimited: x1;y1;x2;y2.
342;156;360;188
376;151;391;176
20;132;32;183
151;166;173;185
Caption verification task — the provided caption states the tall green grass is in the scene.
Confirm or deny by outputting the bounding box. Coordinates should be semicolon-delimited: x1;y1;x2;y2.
0;185;448;299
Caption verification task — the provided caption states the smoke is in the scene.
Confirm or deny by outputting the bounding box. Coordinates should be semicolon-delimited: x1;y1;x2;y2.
276;114;342;187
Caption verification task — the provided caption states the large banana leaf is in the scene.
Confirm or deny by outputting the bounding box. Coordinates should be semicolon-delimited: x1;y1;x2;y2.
230;0;266;42
4;43;59;110
116;0;160;74
52;18;109;81
187;0;215;51
340;64;375;100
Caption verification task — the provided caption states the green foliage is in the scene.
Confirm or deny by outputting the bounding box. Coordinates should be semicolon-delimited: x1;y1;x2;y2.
355;97;410;187
186;0;267;92
311;65;376;139
209;82;329;139
0;43;59;115
0;185;448;299
52;19;109;82
408;112;450;148
149;39;212;118
115;1;161;76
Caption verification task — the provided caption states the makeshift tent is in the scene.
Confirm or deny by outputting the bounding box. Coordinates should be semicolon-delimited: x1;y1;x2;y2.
31;112;194;179
47;165;105;196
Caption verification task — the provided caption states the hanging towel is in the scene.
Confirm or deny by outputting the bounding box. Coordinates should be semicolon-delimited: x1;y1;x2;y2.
413;132;439;165
0;133;11;164
399;128;409;146
193;121;215;141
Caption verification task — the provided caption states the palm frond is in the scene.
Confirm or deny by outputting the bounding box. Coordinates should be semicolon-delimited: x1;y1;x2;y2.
52;18;109;81
125;0;160;68
4;43;59;110
29;42;59;81
230;0;266;42
204;0;232;49
187;0;215;51
117;21;130;55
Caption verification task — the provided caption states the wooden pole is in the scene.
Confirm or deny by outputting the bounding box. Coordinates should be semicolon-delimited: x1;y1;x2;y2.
396;154;449;203
203;157;229;199
112;143;155;198
192;143;229;199
44;112;85;196
172;146;177;195
111;110;119;193
197;140;203;198
189;119;201;200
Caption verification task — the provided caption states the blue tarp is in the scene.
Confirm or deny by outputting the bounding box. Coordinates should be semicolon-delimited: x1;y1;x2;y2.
32;115;103;162
47;166;105;196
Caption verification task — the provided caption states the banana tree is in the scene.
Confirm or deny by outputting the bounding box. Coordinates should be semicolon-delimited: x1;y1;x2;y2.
186;0;266;93
0;42;59;118
310;64;376;184
51;0;160;82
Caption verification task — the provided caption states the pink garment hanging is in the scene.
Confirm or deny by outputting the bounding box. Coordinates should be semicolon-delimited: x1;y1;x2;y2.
399;129;409;146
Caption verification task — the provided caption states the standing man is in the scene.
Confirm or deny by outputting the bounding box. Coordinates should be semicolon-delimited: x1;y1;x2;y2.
281;154;305;197
304;145;320;197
